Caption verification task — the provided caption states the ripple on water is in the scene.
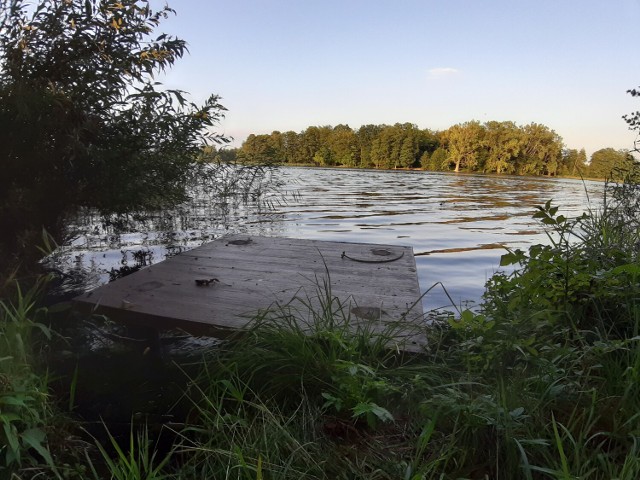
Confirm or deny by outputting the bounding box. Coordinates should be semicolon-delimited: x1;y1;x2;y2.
48;168;601;309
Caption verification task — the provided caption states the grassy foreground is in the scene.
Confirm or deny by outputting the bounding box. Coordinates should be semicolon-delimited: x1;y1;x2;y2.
2;172;640;479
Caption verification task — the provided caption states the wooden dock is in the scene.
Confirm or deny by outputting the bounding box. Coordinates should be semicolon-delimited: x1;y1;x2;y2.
73;235;426;351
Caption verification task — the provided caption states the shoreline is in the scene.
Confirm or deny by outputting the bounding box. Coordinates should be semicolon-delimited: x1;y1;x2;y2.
245;161;606;182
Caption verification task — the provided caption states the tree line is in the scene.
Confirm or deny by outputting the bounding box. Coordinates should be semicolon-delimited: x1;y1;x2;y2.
213;121;635;178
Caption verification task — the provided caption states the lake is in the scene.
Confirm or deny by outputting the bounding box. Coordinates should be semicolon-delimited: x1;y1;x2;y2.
50;167;602;311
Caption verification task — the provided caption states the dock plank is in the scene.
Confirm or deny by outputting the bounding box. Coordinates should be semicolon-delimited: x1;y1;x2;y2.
73;235;426;350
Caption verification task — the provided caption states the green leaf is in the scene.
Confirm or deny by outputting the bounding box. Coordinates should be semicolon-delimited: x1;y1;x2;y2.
21;427;56;469
500;249;524;266
321;392;342;412
0;413;21;423
509;407;525;418
3;423;20;461
218;379;245;402
369;404;394;423
460;309;472;321
352;402;394;423
0;395;31;407
611;264;640;276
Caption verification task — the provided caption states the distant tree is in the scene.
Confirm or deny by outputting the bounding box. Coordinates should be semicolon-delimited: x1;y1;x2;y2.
388;125;404;168
313;146;333;166
369;126;402;169
441;121;485;172
240;134;278;163
201;146;237;163
328;124;357;166
298;126;332;164
299;126;323;162
577;149;588;174
281;131;300;163
560;149;578;176
217;148;238;163
417;129;440;159
589;148;635;179
399;131;419;168
560;148;588;176
429;147;449;171
516;123;563;176
356;124;384;168
269;130;285;161
0;0;228;268
420;151;430;170
483;121;521;174
369;135;387;169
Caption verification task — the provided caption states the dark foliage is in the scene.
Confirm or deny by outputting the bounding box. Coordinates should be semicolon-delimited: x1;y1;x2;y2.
0;0;227;271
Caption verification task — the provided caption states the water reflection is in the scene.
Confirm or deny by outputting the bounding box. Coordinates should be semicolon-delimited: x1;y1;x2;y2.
48;167;602;309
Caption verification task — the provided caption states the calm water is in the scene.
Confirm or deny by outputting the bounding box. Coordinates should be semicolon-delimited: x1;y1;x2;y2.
50;167;602;311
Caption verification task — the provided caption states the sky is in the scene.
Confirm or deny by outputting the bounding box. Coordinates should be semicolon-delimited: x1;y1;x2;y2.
156;0;640;156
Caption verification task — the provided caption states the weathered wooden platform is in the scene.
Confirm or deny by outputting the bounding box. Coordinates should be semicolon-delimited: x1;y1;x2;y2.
73;235;426;351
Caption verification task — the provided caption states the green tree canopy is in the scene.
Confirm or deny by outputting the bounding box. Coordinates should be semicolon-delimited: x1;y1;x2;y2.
235;119;579;177
329;124;357;167
239;134;278;163
357;124;384;168
589;148;635;179
441;121;484;172
0;0;227;268
481;121;521;174
560;148;588;176
516;123;563;176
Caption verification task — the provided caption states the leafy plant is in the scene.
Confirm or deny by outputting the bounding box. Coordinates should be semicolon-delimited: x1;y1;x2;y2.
0;277;57;477
321;360;396;428
485;195;640;341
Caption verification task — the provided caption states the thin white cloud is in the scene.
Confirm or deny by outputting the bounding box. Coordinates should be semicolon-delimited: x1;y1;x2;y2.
428;67;460;79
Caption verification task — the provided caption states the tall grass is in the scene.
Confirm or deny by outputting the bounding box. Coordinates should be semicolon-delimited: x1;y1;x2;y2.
171;169;640;479
412;169;640;478
6;171;640;479
0;275;57;479
86;423;173;480
173;277;432;479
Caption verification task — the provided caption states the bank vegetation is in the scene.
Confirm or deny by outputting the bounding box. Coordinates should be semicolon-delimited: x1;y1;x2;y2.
217;122;635;179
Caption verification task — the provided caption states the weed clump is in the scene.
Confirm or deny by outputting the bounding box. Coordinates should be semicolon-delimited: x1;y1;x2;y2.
0;276;57;478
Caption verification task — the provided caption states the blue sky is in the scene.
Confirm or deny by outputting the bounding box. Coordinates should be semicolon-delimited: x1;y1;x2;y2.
158;1;640;155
